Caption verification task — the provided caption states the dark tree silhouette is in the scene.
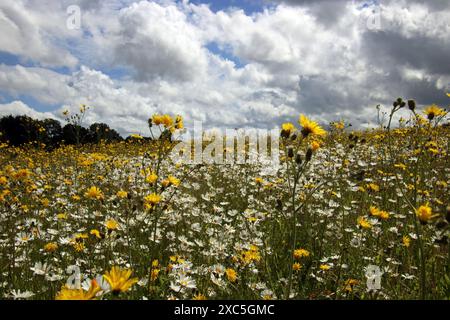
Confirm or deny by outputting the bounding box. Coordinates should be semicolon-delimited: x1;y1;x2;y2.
0;115;40;146
88;123;122;144
0;115;125;148
40;118;63;148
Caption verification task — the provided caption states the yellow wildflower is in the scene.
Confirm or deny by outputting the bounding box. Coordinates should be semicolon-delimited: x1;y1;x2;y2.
357;216;372;229
44;242;58;253
293;248;310;259
402;235;411;248
85;186;104;200
293;262;302;271
105;219;119;230
423;104;445;120
56;279;100;300
116;190;128;199
225;268;237;282
416;203;433;223
299;114;327;137
103;266;138;294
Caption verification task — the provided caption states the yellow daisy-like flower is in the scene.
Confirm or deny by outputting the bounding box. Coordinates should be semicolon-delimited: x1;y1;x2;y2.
344;279;358;292
225;268;237;282
105;219;119;230
85;186;104;200
143;193;162;210
357;216;372;229
161;114;174;128
402;235;411;248
116;190;128;199
333;121;345;130
152;114;163;126
103;266;138;294
163;175;181;187
281;122;296;137
369;206;380;217
150;268;160;282
379;210;390;220
145;173;158;184
0;176;7;185
44;242;58;253
175;115;184;128
90;229;103;239
255;177;264;184
416;203;433;223
293;248;310;259
310;140;321;151
299;114;327;137
367;183;380;192
292;262;302;271
193;293;207;300
423;104;445;120
320;264;331;271
56;279;100;300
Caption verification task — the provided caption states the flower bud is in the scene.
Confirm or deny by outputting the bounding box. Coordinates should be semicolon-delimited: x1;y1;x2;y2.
408;100;416;111
295;152;302;165
287;147;294;158
305;148;313;162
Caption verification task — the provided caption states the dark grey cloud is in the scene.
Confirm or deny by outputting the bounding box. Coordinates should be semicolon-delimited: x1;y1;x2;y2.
361;31;450;76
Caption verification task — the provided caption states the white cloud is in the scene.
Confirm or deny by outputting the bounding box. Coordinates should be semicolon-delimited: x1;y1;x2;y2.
0;100;55;120
0;0;449;136
0;0;78;68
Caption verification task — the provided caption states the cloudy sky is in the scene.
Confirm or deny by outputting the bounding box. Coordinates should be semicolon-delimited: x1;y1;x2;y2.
0;0;449;135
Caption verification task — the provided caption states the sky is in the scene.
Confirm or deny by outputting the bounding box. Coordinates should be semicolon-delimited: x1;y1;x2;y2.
0;0;449;136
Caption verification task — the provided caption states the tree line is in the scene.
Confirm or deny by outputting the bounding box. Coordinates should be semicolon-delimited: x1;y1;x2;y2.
0;115;124;148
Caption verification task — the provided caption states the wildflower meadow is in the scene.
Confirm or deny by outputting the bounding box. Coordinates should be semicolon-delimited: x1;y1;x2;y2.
0;97;449;300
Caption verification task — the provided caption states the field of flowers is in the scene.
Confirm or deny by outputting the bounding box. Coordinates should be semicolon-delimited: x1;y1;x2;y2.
0;97;449;300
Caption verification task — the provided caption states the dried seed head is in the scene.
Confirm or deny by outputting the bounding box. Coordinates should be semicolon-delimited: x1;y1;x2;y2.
305;148;313;162
295;152;302;165
287;147;294;158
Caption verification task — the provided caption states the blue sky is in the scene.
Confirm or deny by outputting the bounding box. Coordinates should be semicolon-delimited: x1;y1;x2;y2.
190;0;267;14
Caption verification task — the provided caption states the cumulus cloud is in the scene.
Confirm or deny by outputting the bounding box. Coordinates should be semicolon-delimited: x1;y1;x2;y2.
0;0;78;68
0;0;449;135
114;1;209;82
0;101;55;120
